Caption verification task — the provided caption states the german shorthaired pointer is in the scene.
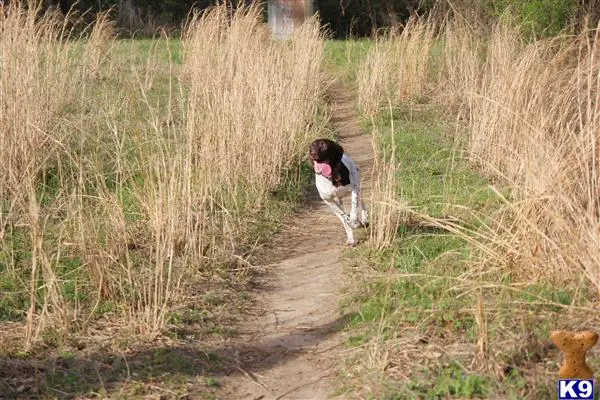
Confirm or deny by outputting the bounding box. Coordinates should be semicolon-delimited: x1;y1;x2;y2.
309;138;369;247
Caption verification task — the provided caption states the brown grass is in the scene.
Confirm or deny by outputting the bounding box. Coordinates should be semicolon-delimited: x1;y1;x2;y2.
351;10;600;397
367;104;409;250
357;15;437;119
0;1;325;349
359;11;600;295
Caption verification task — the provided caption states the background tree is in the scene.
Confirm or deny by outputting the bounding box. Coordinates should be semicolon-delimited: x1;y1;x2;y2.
17;0;600;38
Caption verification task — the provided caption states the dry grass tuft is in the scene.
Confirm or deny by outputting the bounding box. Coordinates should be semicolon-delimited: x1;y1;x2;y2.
353;10;600;397
367;104;410;250
357;15;437;119
359;12;600;294
0;1;325;348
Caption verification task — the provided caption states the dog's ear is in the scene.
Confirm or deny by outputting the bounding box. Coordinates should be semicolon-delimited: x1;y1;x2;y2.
332;142;344;163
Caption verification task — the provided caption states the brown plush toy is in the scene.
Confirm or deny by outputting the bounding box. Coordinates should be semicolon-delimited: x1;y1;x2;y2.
551;330;599;379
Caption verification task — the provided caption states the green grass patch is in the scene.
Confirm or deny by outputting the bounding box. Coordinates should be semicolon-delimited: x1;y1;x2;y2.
0;34;319;328
0;31;326;398
406;362;492;399
324;39;372;86
338;102;574;398
376;105;503;221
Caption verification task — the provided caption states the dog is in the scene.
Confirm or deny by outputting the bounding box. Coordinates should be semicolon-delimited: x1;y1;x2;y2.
309;138;368;247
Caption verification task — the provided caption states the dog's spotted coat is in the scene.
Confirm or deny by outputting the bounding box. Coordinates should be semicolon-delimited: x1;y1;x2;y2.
309;138;369;246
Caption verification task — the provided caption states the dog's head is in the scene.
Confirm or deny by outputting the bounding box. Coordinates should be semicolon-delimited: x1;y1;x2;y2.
309;138;344;164
309;138;344;180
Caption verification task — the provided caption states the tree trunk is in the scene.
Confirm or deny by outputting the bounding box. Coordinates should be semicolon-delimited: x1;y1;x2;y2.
43;0;69;14
118;0;136;28
58;0;68;14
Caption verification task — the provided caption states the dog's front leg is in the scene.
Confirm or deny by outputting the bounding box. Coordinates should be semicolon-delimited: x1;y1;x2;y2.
323;199;357;246
335;196;344;210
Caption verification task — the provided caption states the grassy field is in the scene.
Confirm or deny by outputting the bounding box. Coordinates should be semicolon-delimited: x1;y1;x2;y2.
324;39;372;86
0;3;326;398
329;15;600;400
335;102;570;399
3;3;600;399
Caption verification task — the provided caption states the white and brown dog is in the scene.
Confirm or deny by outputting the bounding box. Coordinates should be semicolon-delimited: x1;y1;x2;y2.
309;138;368;247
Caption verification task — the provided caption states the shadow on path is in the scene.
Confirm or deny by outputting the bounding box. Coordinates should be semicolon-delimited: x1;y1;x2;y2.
0;313;356;398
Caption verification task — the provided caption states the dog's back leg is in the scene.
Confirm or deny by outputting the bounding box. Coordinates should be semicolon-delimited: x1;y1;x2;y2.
348;157;367;228
350;183;370;228
350;186;362;229
354;179;369;227
360;195;369;227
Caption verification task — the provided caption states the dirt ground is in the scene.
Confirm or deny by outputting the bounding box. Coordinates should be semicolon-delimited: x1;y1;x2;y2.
216;79;373;400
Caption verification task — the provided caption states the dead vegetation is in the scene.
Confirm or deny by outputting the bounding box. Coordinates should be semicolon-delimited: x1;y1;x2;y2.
0;0;324;365
350;7;600;399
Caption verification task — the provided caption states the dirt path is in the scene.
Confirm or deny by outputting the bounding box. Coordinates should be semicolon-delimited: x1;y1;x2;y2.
217;80;373;400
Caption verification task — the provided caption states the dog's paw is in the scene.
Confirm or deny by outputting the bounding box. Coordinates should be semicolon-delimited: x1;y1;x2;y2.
346;240;359;248
352;218;369;229
349;219;362;229
361;211;369;227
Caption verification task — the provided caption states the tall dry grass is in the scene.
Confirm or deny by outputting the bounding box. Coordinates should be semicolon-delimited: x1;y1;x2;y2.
368;104;408;250
359;12;600;295
0;2;325;348
357;15;437;120
181;4;324;241
0;0;92;345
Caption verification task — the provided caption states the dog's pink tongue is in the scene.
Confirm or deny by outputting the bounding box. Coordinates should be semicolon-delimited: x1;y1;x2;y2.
314;162;332;177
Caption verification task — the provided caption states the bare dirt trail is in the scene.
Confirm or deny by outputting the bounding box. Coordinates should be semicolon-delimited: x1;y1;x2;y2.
218;78;372;400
